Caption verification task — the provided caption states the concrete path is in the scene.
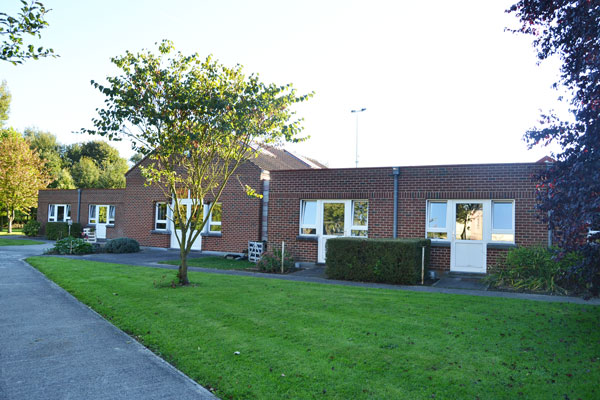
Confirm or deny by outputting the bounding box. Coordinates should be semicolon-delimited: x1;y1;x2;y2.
57;247;600;306
0;240;215;400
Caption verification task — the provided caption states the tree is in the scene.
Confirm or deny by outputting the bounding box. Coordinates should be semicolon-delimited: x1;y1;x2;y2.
23;127;64;187
71;157;100;188
85;40;311;285
508;1;600;293
129;152;144;165
64;140;122;169
0;128;49;232
1;0;55;64
0;80;10;126
98;157;127;188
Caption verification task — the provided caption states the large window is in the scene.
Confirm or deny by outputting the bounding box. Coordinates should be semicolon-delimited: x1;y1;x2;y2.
205;203;222;233
155;202;168;230
300;200;317;235
491;201;514;242
351;200;368;237
89;205;115;224
48;204;71;222
426;201;448;239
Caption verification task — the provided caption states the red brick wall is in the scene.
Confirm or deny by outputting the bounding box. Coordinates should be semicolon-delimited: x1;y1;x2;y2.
37;189;125;238
268;163;549;270
122;159;264;252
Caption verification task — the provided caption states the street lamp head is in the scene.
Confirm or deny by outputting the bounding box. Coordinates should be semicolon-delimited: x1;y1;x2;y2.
351;108;367;113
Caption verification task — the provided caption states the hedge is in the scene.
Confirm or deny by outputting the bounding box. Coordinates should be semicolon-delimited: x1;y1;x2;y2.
105;237;140;253
45;222;83;240
325;238;431;285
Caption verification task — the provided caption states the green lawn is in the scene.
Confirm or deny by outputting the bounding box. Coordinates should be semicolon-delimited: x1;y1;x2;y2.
28;257;600;400
158;255;255;270
0;228;24;236
0;238;44;246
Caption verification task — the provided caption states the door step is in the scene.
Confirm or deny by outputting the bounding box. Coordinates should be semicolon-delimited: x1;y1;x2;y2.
446;271;486;279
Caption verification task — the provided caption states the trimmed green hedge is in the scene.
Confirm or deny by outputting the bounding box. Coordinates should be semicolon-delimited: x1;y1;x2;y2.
105;237;140;253
45;222;83;240
325;238;431;285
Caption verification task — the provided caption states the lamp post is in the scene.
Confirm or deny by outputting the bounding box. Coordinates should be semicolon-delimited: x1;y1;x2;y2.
351;108;366;168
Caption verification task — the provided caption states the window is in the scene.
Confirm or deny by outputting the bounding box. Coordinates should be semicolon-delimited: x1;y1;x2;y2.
89;205;115;225
206;202;222;233
351;200;368;237
426;201;448;239
491;201;514;242
155;202;168;230
48;204;71;222
300;200;317;235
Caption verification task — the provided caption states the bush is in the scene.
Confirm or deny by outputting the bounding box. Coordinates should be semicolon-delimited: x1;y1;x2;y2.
257;245;295;273
105;237;140;253
46;237;93;255
23;220;41;237
486;246;582;294
325;238;431;285
45;222;83;240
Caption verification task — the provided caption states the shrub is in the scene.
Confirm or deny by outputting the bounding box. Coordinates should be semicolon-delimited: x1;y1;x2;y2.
105;237;140;253
257;245;295;273
23;220;41;237
46;237;93;255
325;238;431;285
45;222;83;240
486;246;582;294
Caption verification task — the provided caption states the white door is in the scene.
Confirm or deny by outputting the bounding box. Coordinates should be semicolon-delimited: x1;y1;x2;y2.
170;200;202;251
451;201;487;273
317;201;346;263
95;205;109;239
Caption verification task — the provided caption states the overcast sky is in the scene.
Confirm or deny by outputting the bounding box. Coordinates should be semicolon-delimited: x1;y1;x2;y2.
1;0;566;168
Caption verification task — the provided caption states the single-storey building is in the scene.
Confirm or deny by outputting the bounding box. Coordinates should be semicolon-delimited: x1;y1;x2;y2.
38;151;550;274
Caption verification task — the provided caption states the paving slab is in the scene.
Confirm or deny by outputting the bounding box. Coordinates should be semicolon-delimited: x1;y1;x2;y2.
0;242;215;400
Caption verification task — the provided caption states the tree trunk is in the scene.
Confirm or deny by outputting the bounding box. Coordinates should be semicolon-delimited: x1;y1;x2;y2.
178;248;190;285
7;209;14;234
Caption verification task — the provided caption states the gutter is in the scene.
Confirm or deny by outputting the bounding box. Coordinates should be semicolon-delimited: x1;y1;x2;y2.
392;167;400;238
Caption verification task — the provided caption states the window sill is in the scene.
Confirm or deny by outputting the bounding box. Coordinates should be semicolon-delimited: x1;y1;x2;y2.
151;230;171;235
88;223;115;227
297;235;318;242
429;240;450;247
201;232;222;237
487;242;517;250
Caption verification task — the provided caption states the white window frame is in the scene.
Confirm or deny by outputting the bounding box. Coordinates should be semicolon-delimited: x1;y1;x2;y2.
491;200;515;243
204;202;222;234
426;201;449;240
299;200;317;236
48;204;71;222
350;200;369;237
89;204;116;225
155;202;168;231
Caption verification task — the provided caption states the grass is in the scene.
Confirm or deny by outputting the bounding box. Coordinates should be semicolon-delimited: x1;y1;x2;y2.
0;228;24;236
158;255;255;270
28;257;600;400
0;238;44;246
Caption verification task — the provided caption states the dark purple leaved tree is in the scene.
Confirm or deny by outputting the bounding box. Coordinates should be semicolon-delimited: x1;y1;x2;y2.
508;0;599;294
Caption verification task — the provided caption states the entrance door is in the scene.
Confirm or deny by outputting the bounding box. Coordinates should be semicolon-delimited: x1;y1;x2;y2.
451;202;486;273
317;201;346;263
170;200;202;251
95;205;109;239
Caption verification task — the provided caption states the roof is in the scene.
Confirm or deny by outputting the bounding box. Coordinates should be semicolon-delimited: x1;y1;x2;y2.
246;146;325;171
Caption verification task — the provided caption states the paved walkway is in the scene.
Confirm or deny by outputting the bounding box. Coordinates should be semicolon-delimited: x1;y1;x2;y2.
60;246;600;305
0;239;215;400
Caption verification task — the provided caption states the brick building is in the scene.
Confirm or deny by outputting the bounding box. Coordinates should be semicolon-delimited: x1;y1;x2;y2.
38;154;549;274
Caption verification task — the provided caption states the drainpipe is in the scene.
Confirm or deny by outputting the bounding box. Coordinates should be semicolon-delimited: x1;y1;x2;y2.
392;167;400;239
77;189;82;224
547;211;552;248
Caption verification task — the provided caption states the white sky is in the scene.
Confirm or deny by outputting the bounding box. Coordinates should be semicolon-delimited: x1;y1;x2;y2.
1;0;567;168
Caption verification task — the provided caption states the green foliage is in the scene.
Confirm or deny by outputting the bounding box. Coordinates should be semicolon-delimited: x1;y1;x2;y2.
257;246;295;273
23;128;63;186
22;219;40;236
53;168;75;189
326;238;431;285
70;156;100;188
0;80;10;126
0;1;55;64
97;157;127;188
47;237;93;255
104;237;140;253
486;246;582;294
45;222;82;240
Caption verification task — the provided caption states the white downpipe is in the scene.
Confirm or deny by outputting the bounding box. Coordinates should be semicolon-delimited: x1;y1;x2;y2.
421;246;425;285
281;241;285;274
